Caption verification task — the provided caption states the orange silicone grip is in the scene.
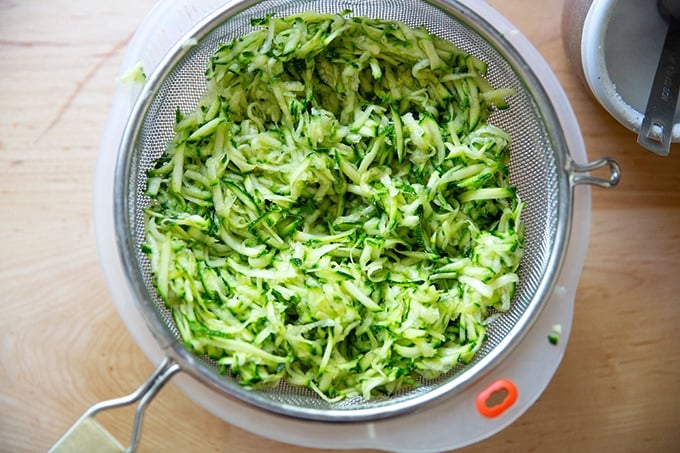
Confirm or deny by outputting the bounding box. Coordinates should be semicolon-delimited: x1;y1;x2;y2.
475;378;518;418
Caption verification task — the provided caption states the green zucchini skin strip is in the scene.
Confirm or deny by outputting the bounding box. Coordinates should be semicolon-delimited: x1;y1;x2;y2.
143;12;522;401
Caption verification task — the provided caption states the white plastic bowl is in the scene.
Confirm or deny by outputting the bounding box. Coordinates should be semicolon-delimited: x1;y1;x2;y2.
93;1;595;450
564;0;680;142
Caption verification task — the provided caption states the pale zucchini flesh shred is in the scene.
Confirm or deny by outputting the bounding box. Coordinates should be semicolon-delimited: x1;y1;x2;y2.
143;12;523;401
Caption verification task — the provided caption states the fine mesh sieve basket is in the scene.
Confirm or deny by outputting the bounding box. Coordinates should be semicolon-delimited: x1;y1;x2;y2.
52;1;620;451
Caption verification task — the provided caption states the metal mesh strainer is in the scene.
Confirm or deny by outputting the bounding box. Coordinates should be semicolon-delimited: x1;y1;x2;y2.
52;1;619;451
119;0;616;421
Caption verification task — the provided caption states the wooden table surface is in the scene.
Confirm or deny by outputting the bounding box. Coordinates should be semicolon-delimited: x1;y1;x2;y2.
2;1;679;452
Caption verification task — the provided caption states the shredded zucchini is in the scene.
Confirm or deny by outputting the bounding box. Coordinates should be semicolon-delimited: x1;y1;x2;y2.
143;12;523;401
117;61;146;85
548;323;562;345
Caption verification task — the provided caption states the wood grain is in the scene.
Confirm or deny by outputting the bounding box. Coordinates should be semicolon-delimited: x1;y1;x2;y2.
1;1;679;452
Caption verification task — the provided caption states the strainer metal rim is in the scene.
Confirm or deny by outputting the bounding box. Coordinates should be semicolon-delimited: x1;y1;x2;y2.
114;0;575;422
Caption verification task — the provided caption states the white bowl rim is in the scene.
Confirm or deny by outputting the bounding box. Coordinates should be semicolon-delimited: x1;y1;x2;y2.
581;0;680;141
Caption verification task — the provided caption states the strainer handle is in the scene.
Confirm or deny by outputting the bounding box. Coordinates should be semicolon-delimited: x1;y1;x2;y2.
570;157;621;188
49;357;181;453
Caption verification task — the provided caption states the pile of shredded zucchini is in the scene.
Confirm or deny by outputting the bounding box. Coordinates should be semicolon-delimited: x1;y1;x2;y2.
143;12;524;401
